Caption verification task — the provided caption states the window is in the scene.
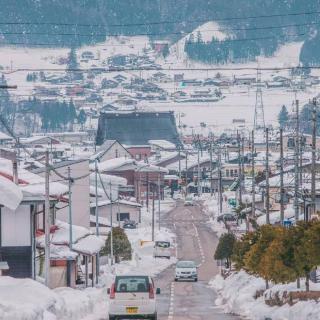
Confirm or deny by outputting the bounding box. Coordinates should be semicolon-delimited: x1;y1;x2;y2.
117;212;130;221
226;169;229;177
115;276;149;293
230;169;234;177
115;149;119;158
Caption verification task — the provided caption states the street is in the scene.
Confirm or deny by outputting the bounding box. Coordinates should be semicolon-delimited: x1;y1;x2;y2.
156;200;243;320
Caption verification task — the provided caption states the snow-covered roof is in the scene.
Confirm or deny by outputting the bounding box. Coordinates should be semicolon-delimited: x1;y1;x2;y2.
90;199;142;208
0;175;23;210
89;172;127;186
72;235;104;255
0;159;68;207
37;220;103;256
148;139;176;149
0;131;12;141
91;157;136;172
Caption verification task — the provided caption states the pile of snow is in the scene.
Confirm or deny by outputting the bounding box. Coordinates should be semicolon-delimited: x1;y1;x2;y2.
0;276;107;320
210;270;320;320
203;196;228;237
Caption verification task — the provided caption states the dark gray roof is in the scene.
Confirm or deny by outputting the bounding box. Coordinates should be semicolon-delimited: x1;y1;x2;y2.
95;111;181;147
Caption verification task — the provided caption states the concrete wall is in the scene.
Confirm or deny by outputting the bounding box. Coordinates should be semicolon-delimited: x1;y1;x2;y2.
40;160;90;228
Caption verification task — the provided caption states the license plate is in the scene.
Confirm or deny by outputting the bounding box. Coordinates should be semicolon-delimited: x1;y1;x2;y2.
126;307;138;314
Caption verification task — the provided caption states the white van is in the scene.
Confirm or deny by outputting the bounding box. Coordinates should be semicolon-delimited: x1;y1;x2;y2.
153;241;171;259
108;275;160;320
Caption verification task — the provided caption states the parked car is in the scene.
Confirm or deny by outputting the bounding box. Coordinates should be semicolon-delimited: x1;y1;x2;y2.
175;260;198;282
184;196;194;206
108;275;160;320
217;213;237;222
123;220;137;229
153;241;171;259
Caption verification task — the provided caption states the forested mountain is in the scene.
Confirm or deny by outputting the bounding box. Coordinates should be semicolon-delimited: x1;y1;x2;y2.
0;0;319;64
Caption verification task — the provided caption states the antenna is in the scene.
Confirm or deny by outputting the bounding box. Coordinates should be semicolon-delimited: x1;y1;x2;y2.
253;69;265;131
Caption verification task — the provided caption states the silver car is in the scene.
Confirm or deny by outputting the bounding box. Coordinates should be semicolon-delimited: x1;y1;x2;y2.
175;260;198;282
108;274;160;320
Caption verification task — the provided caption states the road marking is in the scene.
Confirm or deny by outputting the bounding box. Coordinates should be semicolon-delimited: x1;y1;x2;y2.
192;222;206;267
168;282;175;320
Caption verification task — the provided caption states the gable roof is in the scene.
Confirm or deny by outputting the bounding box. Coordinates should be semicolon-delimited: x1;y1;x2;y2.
96;111;181;147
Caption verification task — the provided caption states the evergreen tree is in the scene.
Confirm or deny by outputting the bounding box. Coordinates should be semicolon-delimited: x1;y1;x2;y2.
278;105;289;129
102;227;132;263
214;233;236;268
78;109;87;130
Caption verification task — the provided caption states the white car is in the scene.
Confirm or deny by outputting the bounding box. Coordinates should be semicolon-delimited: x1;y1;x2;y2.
153;241;171;259
175;260;198;282
184;196;194;206
108;275;160;320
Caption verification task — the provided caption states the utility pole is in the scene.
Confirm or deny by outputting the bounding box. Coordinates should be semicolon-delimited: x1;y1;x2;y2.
44;150;50;287
109;182;114;264
265;128;270;224
251;130;256;218
311;98;317;218
197;137;201;196
209;134;213;196
218;145;223;214
237;131;242;204
294;99;300;222
158;168;161;231
280;128;285;224
146;172;149;211
152;185;155;241
185;151;188;196
68;167;73;249
95;159;99;284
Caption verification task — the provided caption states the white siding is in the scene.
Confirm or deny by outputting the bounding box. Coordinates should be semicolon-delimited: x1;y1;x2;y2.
1;205;31;246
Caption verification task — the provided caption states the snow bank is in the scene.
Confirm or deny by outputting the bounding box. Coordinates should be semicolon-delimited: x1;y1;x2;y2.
0;276;108;320
210;270;320;320
203;196;227;237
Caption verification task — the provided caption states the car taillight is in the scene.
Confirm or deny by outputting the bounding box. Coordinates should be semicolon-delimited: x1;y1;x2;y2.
110;283;115;299
149;284;155;299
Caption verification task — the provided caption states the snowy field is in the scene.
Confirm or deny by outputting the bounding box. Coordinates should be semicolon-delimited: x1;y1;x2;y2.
0;21;318;133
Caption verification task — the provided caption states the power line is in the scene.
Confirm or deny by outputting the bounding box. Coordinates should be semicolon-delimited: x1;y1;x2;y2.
0;30;310;48
4;65;320;74
0;10;319;28
0;20;318;39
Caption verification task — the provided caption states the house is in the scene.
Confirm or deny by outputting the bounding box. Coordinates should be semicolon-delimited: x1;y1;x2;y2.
45;132;89;143
125;145;152;161
0;158;67;280
0;131;13;145
96;111;181;147
91;140;131;162
113;74;127;83
233;75;256;85
81;51;95;60
94;157;168;201
90;199;142;228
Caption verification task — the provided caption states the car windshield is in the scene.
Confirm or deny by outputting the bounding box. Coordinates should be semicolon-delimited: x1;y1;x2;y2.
115;276;149;293
155;241;170;248
176;261;196;268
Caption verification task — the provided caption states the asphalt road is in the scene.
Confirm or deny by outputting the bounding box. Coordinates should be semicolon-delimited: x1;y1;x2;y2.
156;200;243;320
